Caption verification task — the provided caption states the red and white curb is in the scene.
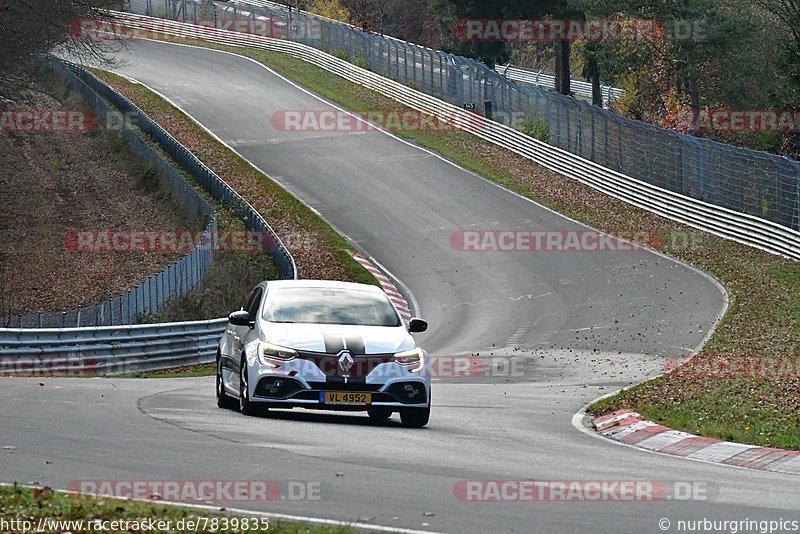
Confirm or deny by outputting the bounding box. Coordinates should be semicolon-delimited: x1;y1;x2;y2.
351;253;413;323
594;410;800;476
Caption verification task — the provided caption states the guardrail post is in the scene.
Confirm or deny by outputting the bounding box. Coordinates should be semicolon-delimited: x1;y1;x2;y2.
61;312;67;328
155;272;161;311
110;299;115;326
791;159;800;231
76;306;82;328
37;312;43;328
134;287;139;323
148;276;154;314
403;45;408;81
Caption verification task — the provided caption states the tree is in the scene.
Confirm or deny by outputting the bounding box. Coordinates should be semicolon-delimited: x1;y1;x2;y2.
428;0;580;94
309;0;349;22
752;0;800;155
573;0;763;127
0;0;121;96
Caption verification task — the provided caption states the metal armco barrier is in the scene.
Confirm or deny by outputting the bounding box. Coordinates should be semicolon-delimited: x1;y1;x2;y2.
495;64;624;105
103;12;800;261
0;320;226;376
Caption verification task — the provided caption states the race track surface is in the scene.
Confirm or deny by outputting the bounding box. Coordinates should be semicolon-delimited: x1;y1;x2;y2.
6;40;795;532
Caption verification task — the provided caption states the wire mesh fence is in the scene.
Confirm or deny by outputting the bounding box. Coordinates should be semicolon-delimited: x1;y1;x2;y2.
126;0;800;233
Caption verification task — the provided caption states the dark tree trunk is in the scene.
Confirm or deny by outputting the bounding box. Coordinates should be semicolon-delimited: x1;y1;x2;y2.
554;42;562;93
587;51;602;106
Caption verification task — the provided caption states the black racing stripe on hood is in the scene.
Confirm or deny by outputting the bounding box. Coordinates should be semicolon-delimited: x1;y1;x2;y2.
343;336;366;355
323;334;345;354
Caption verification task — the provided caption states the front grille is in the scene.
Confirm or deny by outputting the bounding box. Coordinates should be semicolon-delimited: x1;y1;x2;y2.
305;381;383;392
296;351;394;379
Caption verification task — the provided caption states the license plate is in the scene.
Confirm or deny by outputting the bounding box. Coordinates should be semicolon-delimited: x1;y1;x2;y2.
321;391;372;405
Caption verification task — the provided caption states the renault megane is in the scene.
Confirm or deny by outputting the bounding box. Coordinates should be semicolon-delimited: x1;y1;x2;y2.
216;280;431;427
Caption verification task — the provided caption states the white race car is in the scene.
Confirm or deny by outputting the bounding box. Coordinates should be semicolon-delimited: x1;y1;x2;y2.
216;279;431;427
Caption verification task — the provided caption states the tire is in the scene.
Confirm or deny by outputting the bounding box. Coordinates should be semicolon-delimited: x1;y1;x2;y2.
239;354;261;416
216;352;237;410
367;407;392;421
400;405;430;428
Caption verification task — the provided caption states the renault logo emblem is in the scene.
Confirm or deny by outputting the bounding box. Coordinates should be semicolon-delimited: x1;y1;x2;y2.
338;351;354;372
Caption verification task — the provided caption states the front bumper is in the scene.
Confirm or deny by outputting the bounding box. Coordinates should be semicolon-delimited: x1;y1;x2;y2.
247;353;430;410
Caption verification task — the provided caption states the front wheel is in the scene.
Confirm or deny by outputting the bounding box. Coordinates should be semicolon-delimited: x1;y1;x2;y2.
239;355;261;416
400;406;430;428
216;353;237;410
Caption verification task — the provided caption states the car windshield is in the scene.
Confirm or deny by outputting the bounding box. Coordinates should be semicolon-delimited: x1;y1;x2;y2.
262;287;402;327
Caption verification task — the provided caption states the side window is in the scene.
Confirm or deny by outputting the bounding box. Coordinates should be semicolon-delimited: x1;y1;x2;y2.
246;288;264;319
241;287;259;314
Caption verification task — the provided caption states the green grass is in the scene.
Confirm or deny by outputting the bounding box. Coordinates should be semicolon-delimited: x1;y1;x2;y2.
0;485;351;533
119;363;215;378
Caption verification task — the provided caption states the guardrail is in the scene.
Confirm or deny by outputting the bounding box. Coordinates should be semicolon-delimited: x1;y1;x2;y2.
495;64;624;105
102;12;800;261
0;319;226;376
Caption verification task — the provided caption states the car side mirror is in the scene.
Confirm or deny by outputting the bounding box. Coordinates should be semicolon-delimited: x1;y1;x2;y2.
408;318;428;333
228;310;255;328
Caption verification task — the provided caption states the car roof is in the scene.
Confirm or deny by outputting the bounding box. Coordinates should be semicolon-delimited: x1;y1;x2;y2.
262;279;385;293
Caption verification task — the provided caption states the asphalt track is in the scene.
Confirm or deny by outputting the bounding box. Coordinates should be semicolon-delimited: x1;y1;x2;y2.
5;40;797;532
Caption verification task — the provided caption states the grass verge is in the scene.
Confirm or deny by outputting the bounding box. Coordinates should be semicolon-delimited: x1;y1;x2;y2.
0;485;350;533
0;68;201;318
117;38;799;448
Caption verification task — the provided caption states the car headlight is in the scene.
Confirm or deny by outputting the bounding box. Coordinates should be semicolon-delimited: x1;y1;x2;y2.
258;342;297;366
393;347;424;373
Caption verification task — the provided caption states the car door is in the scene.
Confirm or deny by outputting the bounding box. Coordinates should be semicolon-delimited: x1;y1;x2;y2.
233;286;264;386
224;286;259;370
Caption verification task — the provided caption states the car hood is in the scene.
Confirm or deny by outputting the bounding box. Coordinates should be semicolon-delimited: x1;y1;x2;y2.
264;322;416;355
